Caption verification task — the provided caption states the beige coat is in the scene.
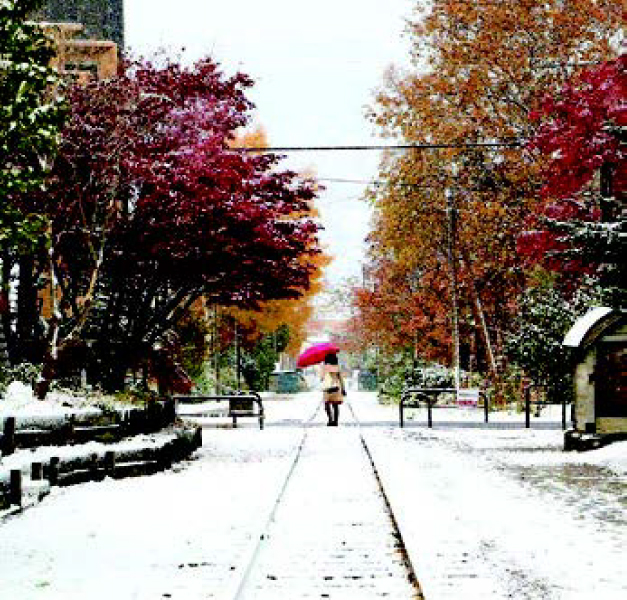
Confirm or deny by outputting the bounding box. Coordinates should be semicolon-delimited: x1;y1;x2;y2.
321;364;345;404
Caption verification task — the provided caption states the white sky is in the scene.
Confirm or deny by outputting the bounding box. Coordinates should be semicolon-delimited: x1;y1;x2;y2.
124;0;414;286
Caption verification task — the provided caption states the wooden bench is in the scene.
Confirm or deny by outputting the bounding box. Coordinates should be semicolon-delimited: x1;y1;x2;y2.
173;393;265;429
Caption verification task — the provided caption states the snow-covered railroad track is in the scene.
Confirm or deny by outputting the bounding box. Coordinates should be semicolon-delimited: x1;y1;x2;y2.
227;401;423;600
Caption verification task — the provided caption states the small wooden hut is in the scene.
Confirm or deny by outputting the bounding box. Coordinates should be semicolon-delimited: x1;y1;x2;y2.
563;307;627;449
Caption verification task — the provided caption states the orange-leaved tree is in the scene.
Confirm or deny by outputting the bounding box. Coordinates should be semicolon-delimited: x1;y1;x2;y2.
194;126;330;389
357;0;621;383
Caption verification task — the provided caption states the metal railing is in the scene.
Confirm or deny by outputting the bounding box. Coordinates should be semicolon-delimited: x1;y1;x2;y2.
399;387;488;428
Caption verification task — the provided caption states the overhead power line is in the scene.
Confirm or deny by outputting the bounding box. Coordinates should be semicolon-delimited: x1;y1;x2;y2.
236;141;521;152
319;177;432;187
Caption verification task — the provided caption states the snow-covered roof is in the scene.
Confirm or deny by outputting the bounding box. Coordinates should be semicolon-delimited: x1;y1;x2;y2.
563;307;615;348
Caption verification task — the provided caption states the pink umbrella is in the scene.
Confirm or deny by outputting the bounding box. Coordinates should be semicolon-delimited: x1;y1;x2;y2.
297;342;340;368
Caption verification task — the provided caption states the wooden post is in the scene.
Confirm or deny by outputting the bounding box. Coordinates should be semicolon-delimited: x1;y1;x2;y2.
31;462;43;481
427;398;433;428
159;442;173;470
63;415;75;444
3;416;16;455
483;391;489;423
193;426;202;449
525;385;531;428
9;469;22;506
104;451;116;477
49;456;60;486
89;453;99;480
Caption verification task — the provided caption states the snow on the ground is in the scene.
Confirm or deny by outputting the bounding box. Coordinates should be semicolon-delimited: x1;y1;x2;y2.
366;398;627;475
0;382;113;429
352;394;627;600
366;426;625;599
0;429;304;599
0;389;625;599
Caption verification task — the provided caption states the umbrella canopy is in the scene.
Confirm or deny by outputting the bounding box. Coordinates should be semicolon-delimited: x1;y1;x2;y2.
297;342;340;368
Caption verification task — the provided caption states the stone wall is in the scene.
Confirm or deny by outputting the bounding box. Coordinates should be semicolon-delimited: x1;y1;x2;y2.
573;349;596;431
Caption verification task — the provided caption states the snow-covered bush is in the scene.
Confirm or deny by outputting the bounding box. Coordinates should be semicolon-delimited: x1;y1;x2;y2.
0;362;42;395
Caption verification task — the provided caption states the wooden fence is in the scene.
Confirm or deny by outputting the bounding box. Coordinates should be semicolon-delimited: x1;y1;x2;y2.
0;399;201;512
0;425;201;511
0;399;176;455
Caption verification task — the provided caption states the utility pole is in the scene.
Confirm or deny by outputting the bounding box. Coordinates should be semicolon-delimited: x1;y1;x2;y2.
214;305;220;394
445;185;461;393
235;321;241;391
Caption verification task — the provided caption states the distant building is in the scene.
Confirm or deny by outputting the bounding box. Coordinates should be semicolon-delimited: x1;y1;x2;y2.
42;22;118;83
34;0;124;49
305;318;349;340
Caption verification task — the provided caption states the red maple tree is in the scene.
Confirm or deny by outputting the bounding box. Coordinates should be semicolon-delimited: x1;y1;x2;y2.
16;56;322;393
520;54;626;282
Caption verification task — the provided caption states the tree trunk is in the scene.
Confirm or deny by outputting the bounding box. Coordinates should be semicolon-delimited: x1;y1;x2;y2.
459;247;498;380
16;253;40;364
0;245;14;365
93;340;131;393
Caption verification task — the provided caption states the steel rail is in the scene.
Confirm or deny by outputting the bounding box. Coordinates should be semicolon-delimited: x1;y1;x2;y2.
225;400;320;600
228;398;424;600
347;400;426;600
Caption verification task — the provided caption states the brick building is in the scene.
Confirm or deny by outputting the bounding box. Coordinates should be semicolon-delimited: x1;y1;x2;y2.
42;22;118;82
34;0;124;49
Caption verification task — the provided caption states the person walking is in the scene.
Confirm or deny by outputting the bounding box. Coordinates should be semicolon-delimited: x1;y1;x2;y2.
322;352;346;426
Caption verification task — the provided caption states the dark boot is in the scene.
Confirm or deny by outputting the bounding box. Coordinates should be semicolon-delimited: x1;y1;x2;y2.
331;403;340;426
325;402;334;426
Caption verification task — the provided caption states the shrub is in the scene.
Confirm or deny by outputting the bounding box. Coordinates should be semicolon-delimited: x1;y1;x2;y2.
0;362;42;394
